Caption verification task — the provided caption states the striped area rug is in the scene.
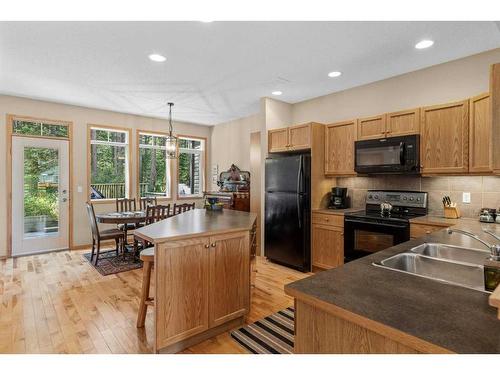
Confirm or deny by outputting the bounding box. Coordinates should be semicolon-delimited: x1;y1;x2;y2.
230;307;294;354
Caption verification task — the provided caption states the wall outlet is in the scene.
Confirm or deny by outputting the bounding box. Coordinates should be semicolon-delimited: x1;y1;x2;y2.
462;192;471;204
77;185;83;193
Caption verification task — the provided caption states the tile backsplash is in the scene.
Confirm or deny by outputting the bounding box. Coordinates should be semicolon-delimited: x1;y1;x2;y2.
337;176;500;218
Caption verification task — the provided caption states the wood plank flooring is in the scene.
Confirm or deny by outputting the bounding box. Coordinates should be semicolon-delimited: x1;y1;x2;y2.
0;248;309;354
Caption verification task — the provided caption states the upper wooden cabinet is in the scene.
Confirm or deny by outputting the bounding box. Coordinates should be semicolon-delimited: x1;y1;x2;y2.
268;123;318;153
357;114;386;140
420;100;469;175
325;120;357;176
469;93;492;174
386;108;420;137
491;63;500;175
268;128;289;153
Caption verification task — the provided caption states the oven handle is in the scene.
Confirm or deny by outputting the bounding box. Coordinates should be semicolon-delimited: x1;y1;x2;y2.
399;142;405;165
345;219;409;229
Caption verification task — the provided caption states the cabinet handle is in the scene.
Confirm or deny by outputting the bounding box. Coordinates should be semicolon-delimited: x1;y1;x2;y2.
211;243;216;247
340;232;344;236
204;244;210;249
425;231;431;234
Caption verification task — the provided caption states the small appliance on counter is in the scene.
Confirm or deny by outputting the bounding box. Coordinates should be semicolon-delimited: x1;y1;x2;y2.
204;197;224;211
480;208;497;223
328;187;350;209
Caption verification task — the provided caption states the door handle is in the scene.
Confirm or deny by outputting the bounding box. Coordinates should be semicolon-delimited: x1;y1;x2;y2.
62;198;68;202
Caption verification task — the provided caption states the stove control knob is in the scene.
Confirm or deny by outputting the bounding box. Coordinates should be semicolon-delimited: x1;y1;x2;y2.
368;194;373;199
409;197;414;201
416;197;421;201
374;195;379;199
402;196;407;200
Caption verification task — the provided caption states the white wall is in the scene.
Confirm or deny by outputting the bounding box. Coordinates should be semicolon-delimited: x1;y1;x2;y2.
0;95;211;256
292;48;500;124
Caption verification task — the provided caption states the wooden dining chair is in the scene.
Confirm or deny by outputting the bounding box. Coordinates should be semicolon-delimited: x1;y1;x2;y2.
136;203;171;328
115;198;137;241
86;202;125;266
139;196;158;210
173;202;196;215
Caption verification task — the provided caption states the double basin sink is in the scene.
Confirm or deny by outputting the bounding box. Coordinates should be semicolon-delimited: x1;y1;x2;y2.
374;243;489;293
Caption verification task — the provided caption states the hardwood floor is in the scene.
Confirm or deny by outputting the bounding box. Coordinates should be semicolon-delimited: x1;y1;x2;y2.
0;248;309;354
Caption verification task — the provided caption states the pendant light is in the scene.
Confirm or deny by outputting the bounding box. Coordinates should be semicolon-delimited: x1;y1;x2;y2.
165;102;178;159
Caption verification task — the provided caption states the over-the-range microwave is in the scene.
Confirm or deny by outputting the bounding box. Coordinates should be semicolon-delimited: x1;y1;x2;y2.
354;134;420;175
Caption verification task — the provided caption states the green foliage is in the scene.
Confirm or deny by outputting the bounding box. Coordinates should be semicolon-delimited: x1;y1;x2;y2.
24;192;58;219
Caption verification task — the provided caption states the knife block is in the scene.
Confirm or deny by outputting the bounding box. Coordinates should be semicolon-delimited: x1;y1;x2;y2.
443;206;460;219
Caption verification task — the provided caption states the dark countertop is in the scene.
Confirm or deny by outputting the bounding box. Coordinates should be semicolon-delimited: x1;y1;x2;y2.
285;220;500;353
312;208;362;216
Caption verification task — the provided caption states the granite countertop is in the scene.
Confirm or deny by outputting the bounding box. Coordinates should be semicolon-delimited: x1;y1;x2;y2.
285;220;500;353
312;208;362;216
409;215;480;226
134;208;257;244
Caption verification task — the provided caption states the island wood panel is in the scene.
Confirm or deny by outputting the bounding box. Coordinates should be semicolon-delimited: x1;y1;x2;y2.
357;114;387;140
386;108;420;137
288;123;311;150
154;237;210;352
209;231;250;327
294;300;420;354
312;212;344;227
268;128;289;153
324;120;357;176
311;224;344;270
490;284;500;320
491;63;500;175
469;93;492;173
420;100;469;174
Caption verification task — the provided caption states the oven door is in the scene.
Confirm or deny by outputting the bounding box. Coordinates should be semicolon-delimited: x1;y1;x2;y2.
344;218;410;262
354;135;419;174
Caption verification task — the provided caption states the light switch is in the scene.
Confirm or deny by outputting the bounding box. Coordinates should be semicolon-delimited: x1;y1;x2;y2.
462;192;471;204
77;185;83;193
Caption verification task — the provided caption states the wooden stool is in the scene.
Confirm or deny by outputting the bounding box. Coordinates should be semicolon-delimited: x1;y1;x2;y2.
137;247;155;328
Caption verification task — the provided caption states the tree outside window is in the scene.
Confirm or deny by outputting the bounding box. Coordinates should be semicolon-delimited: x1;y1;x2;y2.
138;132;171;198
178;137;205;197
89;127;129;200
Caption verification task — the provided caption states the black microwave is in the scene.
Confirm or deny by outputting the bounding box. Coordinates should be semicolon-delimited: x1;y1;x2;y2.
354;134;420;175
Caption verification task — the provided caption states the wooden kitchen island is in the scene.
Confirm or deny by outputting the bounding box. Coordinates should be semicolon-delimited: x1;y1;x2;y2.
134;209;257;353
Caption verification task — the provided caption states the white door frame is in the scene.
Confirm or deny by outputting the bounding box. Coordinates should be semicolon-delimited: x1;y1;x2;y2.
11;136;70;256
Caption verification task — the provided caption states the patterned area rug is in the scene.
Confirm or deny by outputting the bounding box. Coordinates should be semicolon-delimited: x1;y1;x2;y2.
83;249;142;276
230;307;294;354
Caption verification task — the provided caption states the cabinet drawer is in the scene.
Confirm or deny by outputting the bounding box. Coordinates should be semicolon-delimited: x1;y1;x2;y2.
410;223;445;238
312;213;344;227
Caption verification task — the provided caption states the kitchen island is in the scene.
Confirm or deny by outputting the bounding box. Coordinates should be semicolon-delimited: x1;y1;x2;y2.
134;208;257;353
285;220;500;354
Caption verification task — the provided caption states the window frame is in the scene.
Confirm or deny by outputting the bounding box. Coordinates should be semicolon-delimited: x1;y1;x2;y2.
136;129;173;201
87;124;132;203
176;134;207;200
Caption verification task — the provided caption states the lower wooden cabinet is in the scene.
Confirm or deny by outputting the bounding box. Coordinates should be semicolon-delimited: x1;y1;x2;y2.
209;231;250;327
155;231;250;351
312;213;344;270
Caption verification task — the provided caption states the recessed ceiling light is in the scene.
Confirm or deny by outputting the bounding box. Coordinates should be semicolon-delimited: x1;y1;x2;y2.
272;91;283;96
328;71;342;78
200;20;214;23
415;40;434;49
148;53;166;62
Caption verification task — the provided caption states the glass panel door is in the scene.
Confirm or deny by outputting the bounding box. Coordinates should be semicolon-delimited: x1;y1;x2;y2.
12;137;69;256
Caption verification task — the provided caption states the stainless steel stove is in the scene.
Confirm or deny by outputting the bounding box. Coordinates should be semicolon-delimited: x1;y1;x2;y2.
344;190;428;262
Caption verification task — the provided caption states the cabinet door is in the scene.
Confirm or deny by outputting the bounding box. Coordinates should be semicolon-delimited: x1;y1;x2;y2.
386;108;420;137
491;63;500;175
469;93;492;173
289;123;311;150
421;100;469;174
312;224;344;270
268;128;289;153
155;237;210;350
209;231;250;327
325;120;357;176
357;114;386;140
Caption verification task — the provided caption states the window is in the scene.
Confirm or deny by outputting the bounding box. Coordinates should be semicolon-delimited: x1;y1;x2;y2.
89;126;130;200
138;132;171;198
177;136;205;197
12;119;69;138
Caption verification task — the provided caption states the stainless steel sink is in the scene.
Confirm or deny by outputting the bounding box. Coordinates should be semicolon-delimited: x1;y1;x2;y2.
374;253;486;292
410;243;489;266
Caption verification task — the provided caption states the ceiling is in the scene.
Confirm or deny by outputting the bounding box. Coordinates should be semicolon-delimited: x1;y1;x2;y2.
1;21;499;125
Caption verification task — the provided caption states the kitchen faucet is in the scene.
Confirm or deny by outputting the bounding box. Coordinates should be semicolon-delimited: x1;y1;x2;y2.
447;228;500;261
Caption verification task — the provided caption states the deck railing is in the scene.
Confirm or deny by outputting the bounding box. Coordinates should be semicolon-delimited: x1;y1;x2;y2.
91;183;165;199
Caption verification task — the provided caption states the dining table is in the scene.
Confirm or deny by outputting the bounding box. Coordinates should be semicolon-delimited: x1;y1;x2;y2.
95;210;147;258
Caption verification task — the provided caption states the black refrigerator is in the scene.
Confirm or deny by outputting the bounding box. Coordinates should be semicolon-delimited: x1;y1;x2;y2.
265;153;311;272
